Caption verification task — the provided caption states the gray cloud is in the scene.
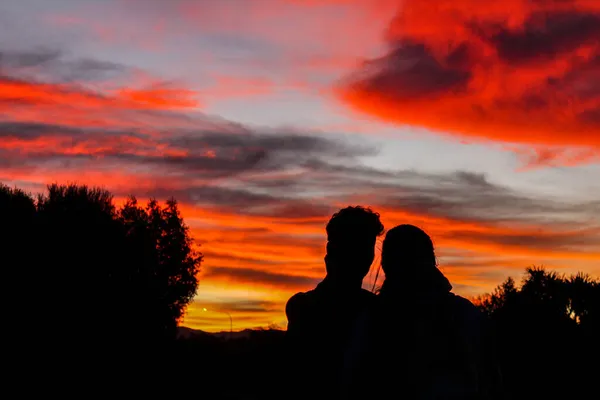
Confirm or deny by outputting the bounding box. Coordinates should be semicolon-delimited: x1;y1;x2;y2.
483;11;600;64
448;228;600;253
0;121;77;138
133;185;333;219
358;42;472;101
0;48;61;68
374;170;600;225
0;115;376;183
3;110;598;233
0;48;125;82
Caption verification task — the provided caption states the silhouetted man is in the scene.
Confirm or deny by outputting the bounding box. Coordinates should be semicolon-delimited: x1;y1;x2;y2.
370;224;502;399
285;206;384;398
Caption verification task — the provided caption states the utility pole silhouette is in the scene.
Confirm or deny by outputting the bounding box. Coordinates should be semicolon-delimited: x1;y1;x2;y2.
203;308;233;339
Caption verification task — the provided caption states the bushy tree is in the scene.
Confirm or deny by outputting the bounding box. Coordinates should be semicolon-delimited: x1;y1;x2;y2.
1;184;37;346
0;184;36;265
1;183;202;360
478;267;600;399
477;276;518;317
119;197;202;340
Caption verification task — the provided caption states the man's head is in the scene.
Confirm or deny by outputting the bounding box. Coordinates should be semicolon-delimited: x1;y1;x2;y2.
324;206;384;286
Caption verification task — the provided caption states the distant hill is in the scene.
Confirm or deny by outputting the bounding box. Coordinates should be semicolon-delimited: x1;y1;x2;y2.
176;326;284;340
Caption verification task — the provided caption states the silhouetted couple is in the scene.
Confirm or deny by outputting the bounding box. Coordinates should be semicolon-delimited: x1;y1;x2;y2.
285;206;501;399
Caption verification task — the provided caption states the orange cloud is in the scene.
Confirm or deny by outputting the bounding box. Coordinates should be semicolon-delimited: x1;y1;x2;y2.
339;0;600;157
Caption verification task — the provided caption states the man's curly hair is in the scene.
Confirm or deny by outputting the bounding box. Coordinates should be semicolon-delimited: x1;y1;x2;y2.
326;206;384;241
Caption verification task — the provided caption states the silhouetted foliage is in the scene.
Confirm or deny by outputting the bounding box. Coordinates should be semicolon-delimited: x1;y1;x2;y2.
1;183;202;370
118;196;202;340
0;184;36;271
477;266;600;399
1;184;37;346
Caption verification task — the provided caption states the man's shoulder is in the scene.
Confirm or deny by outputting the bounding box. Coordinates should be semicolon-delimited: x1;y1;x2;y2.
286;287;375;316
286;290;319;319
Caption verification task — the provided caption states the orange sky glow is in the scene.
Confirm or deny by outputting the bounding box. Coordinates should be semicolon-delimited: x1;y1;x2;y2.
1;0;599;331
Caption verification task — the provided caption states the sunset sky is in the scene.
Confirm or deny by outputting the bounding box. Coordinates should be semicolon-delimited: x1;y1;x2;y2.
2;0;599;332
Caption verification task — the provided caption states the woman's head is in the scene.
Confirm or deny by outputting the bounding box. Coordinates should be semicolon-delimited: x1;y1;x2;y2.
381;224;436;280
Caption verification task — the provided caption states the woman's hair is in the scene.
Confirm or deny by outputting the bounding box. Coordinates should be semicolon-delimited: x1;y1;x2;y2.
381;224;436;277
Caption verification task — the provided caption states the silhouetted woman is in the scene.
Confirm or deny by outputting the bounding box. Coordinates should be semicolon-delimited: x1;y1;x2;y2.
372;224;500;400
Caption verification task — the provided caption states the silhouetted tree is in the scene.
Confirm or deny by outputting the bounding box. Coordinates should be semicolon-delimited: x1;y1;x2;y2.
119;197;202;341
0;183;202;372
567;272;599;330
478;267;600;399
477;276;518;317
0;184;36;268
1;184;37;350
34;184;128;357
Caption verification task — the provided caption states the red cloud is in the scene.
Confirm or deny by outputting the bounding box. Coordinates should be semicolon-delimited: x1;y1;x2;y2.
338;0;600;153
117;86;200;110
0;73;201;134
0;77;199;112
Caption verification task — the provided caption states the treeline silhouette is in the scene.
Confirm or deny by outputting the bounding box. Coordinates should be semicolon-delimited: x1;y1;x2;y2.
1;183;202;384
476;267;599;399
2;182;598;398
